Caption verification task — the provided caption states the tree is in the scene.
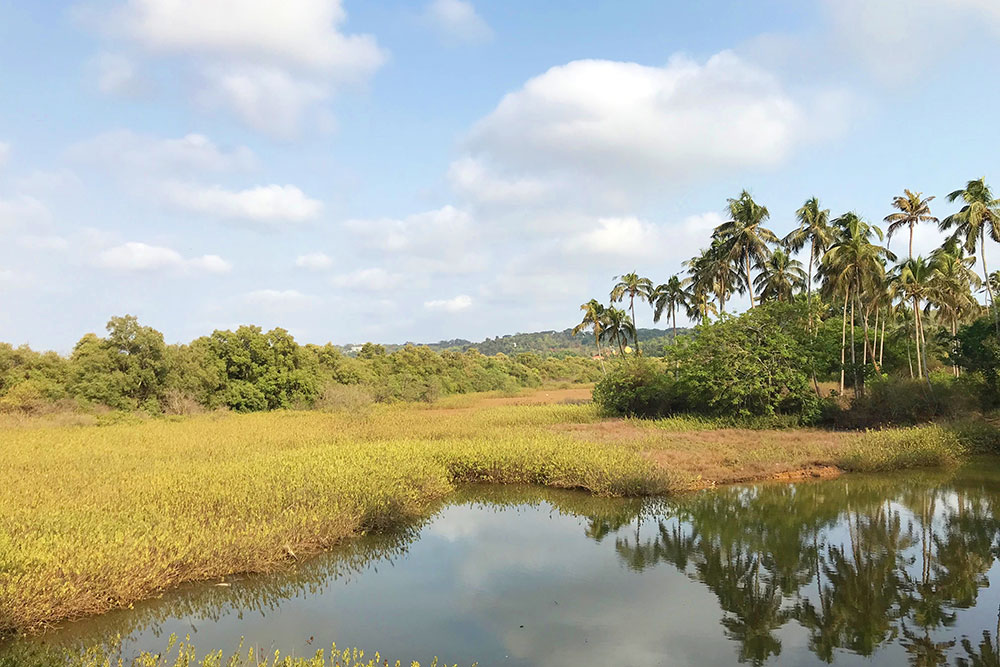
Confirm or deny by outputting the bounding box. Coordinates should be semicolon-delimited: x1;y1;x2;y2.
942;178;1000;314
685;239;742;315
651;276;690;342
885;190;938;260
784;197;833;314
599;307;635;356
893;257;937;380
572;299;608;371
610;272;653;351
754;249;807;303
715;190;778;309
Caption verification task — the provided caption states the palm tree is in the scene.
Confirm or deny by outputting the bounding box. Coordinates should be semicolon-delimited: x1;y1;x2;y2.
820;213;894;393
610;272;653;351
784;197;834;313
929;240;981;375
893;257;937;380
942;178;1000;313
715;190;778;309
884;190;938;260
754;249;807;303
599;307;635;356
651;276;690;341
572;299;607;371
685;240;742;315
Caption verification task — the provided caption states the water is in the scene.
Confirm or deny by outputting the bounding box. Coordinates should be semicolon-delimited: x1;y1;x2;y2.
9;465;1000;666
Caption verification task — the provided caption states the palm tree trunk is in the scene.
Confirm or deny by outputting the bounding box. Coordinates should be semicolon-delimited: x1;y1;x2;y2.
807;242;814;332
879;312;886;366
907;337;914;379
671;307;677;342
840;288;849;395
595;331;606;374
909;222;914;260
982;230;996;326
850;292;859;395
913;297;922;378
745;255;755;309
629;294;639;353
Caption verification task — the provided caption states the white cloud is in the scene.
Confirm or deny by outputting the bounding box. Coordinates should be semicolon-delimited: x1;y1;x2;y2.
424;294;473;312
330;267;404;291
96;241;232;273
100;0;386;133
424;0;492;44
0;195;50;230
114;0;385;74
199;65;328;136
161;182;322;224
18;235;69;251
821;0;1000;82
295;252;333;270
448;157;549;205
187;254;233;274
344;205;484;273
244;288;317;309
69;130;257;173
462;53;847;200
572;217;662;258
89;52;146;95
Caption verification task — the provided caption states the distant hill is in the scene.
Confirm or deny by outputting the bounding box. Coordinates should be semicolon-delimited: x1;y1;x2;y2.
340;327;690;357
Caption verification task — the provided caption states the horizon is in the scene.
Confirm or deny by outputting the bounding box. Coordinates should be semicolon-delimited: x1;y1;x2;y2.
2;0;1000;350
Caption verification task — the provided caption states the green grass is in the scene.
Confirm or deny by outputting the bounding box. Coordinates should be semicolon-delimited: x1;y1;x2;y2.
0;400;670;635
835;425;966;472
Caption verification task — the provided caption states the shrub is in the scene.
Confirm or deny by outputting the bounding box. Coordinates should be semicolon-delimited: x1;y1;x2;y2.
315;383;375;413
592;358;675;418
834;374;978;427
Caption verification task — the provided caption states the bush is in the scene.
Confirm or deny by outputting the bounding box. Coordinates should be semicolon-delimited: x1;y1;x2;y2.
315;383;375;413
592;358;675;417
834;374;978;427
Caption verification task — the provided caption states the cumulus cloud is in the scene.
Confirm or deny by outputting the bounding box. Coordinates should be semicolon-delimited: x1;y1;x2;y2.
98;0;386;133
821;0;1000;82
330;267;404;291
96;241;232;273
89;52;146;95
424;294;472;312
448;157;550;205
571;212;724;261
161;182;322;224
295;252;333;270
459;52;848;203
244;288;317;309
424;0;492;44
344;205;484;273
0;195;50;230
69;130;256;173
199;65;329;136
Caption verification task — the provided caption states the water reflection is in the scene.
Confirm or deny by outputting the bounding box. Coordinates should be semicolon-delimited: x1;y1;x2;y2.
6;467;1000;666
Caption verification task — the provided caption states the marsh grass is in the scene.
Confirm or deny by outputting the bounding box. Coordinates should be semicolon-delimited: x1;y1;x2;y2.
0;396;667;635
836;425;966;472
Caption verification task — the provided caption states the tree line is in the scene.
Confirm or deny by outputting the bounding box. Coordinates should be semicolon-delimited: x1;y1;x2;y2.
0;316;601;414
576;179;1000;395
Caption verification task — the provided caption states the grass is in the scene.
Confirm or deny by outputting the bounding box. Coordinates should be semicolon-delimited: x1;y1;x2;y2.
1;386;996;639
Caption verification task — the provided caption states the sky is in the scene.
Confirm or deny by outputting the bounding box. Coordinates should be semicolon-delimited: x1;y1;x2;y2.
2;0;1000;352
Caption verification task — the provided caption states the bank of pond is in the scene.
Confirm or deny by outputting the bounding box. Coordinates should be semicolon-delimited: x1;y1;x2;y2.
6;466;1000;666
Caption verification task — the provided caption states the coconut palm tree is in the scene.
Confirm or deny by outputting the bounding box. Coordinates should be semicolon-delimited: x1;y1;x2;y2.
884;190;938;260
572;299;608;371
784;197;834;313
928;241;981;376
599;307;635;357
651;276;691;341
610;272;653;351
715;190;778;309
941;178;1000;313
754;249;807;303
686;239;744;315
820;213;894;393
893;257;937;380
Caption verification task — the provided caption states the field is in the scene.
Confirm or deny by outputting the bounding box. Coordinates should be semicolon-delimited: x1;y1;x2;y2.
0;386;973;636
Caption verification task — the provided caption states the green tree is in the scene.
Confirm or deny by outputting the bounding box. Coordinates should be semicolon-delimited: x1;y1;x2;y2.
715;190;778;309
942;178;1000;314
885;189;938;260
610;272;653;350
572;299;608;367
784;197;833;313
754;249;806;303
651;276;690;342
599;307;636;356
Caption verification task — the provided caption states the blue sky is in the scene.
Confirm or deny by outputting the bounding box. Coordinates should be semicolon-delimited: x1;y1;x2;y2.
2;0;999;351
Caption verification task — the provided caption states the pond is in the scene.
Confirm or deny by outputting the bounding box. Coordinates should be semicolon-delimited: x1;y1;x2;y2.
7;464;1000;666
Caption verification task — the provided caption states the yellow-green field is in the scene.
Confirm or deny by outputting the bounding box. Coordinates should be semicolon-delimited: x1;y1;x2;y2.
0;387;974;636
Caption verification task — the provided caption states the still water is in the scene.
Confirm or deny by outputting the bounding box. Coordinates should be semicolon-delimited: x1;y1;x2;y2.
11;465;1000;666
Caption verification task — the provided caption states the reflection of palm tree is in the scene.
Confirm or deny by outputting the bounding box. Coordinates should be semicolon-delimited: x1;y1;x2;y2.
900;622;955;666
958;606;1000;667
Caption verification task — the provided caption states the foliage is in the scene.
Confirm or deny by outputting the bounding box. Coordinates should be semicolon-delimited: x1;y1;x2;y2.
950;316;1000;409
592;358;674;418
835;426;964;472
